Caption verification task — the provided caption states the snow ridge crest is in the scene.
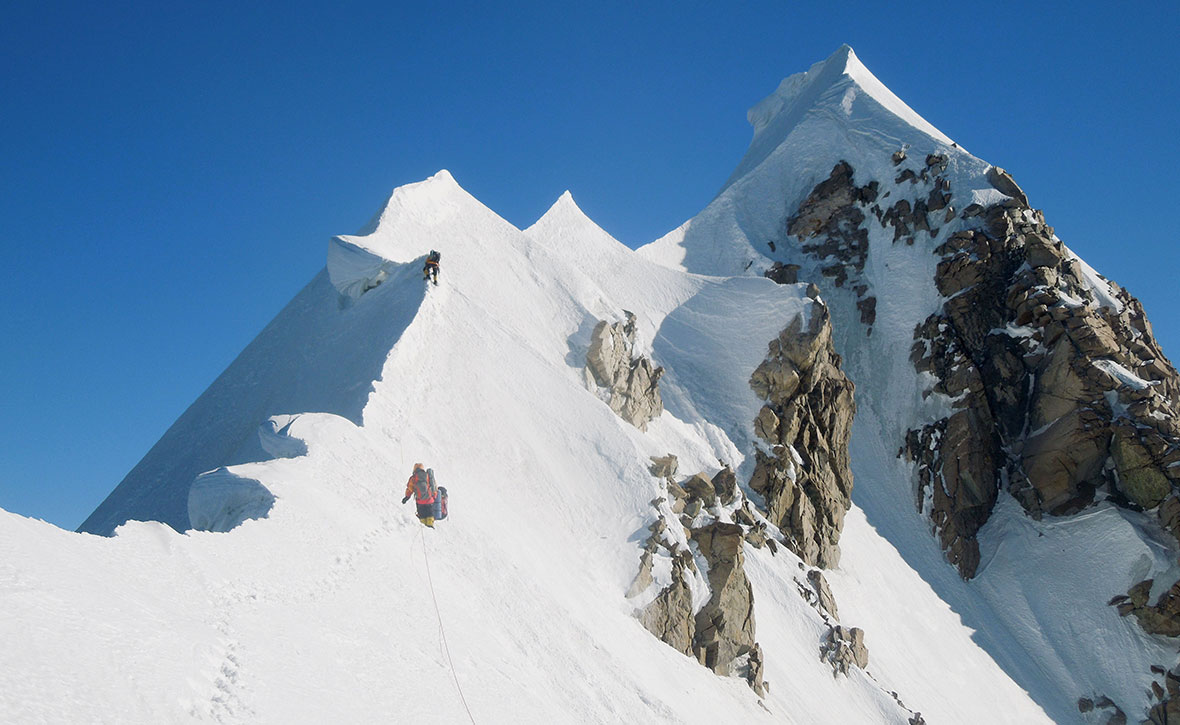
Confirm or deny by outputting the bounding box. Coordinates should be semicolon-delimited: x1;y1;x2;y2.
746;44;952;147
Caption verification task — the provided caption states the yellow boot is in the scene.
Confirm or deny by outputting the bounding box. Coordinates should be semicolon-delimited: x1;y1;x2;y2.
421;517;435;528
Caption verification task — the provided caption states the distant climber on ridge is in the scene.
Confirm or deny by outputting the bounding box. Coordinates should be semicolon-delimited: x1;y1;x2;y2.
423;250;441;285
402;463;439;527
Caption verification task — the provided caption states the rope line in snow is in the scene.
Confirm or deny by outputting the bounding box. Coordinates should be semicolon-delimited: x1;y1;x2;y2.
422;534;477;725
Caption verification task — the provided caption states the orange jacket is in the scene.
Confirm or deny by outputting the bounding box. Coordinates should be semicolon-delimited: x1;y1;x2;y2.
405;469;436;504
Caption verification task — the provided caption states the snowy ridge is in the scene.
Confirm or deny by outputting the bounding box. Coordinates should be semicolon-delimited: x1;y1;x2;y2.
78;261;429;536
747;45;952;149
4;46;1117;723
6;164;1049;722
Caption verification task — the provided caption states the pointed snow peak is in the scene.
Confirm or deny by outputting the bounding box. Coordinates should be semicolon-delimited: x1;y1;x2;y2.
721;45;955;193
353;169;473;237
328;168;521;297
748;44;950;145
543;190;582;220
524;190;628;256
528;190;589;231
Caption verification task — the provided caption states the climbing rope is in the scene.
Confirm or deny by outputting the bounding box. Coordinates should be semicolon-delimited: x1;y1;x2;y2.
422;535;477;725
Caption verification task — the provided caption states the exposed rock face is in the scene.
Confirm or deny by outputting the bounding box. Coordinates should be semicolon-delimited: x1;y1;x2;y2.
1111;579;1180;637
691;522;762;691
749;303;856;568
903;166;1180;577
682;473;716;502
985;166;1029;208
1144;668;1180;725
639;551;696;656
786;161;878;333
764;261;800;285
711;465;738;506
586;311;664;431
820;625;868;675
632;468;767;696
807;569;839;620
876;154;950;247
779;153;1180;718
648;454;678;478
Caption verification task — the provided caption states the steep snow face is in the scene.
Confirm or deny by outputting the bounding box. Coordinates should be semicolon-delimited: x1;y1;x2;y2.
7;162;1055;723
734;45;954;196
640;44;1170;723
79;263;429;535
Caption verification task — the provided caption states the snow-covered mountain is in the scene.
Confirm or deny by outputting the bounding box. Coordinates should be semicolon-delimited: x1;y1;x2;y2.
5;45;1177;724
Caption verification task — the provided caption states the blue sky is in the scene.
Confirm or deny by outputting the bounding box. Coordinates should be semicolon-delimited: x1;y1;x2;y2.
2;1;1177;529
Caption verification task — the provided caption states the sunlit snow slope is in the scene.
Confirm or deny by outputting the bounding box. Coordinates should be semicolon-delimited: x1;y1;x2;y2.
643;44;1172;724
2;45;1116;724
4;161;1053;722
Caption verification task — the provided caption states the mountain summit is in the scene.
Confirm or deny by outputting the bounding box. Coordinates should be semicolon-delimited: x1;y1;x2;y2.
6;46;1178;724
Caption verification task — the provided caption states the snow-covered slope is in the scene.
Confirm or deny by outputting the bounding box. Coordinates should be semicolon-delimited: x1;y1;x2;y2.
10;44;1158;724
642;45;1179;723
4;162;1055;722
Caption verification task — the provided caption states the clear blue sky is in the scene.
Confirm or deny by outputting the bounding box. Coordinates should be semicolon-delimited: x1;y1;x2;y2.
2;1;1177;529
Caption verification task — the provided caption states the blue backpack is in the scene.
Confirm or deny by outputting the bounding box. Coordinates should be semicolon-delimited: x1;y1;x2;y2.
433;482;448;521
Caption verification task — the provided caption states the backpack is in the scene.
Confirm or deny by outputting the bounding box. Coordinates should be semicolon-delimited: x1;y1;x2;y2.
435;486;448;520
427;250;441;264
412;468;436;503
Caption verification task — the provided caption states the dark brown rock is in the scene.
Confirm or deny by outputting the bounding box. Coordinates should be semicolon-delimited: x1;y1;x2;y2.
764;262;800;285
908;192;1180;583
787;161;875;289
711;466;738;505
808;569;839;620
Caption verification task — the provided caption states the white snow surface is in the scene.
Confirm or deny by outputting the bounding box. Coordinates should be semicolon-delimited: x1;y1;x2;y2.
640;44;1177;725
3;170;1045;724
3;45;1155;724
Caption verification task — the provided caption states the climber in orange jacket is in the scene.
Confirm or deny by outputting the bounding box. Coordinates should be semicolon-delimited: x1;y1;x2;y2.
401;463;438;527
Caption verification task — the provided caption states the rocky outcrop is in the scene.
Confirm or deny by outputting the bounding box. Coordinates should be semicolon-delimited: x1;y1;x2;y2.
631;491;698;655
749;303;856;568
876;153;951;246
1111;579;1180;637
711;465;738;506
691;521;764;695
820;625;868;675
586;311;664;430
639;551;696;656
808;569;839;620
904;164;1180;577
985;166;1029;208
1078;695;1127;724
648;454;678;478
1144;668;1180;724
764;261;800;285
786;161;879;334
630;467;769;696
